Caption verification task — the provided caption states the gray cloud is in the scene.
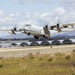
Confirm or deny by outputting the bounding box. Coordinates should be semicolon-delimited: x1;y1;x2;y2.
15;0;75;10
59;0;75;10
1;6;75;28
18;7;75;26
17;0;75;11
0;11;20;27
18;0;56;4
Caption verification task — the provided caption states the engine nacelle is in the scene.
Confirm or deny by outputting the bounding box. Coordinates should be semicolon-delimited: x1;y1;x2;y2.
21;31;26;34
9;30;16;34
21;31;31;35
43;25;50;38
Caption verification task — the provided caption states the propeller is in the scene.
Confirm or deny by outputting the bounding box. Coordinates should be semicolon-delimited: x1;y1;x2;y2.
44;23;48;28
56;23;61;32
11;25;17;34
50;22;61;32
45;25;48;28
11;29;16;34
13;25;17;31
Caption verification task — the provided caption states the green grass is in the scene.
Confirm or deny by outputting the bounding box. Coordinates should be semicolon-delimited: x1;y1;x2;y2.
0;52;75;75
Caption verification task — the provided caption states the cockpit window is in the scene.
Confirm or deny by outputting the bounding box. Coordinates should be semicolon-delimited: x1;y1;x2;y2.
25;24;31;29
26;24;31;26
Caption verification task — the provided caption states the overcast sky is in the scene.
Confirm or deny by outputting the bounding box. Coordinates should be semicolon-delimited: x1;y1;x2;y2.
0;0;75;28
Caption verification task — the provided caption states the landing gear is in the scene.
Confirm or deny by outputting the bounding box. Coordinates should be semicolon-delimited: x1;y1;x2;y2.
27;33;31;35
34;36;39;39
43;35;48;39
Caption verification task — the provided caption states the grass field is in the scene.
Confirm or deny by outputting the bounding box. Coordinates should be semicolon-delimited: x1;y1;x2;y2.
0;51;75;75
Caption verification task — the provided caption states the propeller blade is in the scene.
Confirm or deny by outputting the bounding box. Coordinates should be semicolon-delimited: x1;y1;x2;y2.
11;30;16;34
13;27;16;31
56;23;61;32
45;25;48;28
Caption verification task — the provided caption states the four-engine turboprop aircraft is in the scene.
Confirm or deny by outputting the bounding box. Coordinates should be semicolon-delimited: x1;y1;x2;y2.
1;23;75;39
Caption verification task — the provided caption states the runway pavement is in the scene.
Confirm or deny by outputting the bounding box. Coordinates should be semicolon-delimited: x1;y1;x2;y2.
0;45;75;58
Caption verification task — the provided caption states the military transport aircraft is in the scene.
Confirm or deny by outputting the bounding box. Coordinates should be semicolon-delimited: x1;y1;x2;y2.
1;23;75;39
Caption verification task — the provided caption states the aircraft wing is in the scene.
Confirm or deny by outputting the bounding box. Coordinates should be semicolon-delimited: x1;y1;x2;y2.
62;23;75;28
0;27;18;34
50;23;75;32
50;24;62;32
50;25;57;30
0;29;12;31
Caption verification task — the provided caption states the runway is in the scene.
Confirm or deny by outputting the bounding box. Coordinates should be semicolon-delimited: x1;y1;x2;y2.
0;45;75;58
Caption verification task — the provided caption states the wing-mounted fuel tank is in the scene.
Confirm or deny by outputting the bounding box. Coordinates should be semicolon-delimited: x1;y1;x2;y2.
43;25;50;38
